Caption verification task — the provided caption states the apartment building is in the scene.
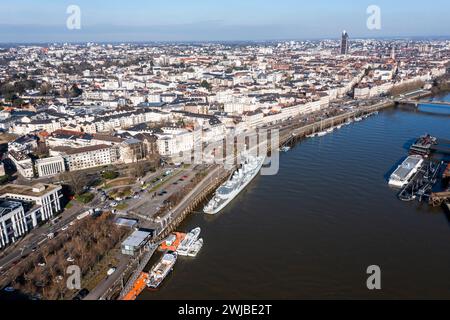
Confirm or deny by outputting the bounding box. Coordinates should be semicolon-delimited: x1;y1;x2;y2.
51;144;119;172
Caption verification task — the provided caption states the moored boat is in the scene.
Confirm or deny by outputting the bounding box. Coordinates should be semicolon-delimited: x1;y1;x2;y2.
187;238;203;257
204;156;265;215
177;227;201;256
389;155;424;188
146;252;177;289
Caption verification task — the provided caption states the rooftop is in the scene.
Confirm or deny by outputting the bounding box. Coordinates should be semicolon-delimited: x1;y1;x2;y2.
121;230;152;248
0;183;61;198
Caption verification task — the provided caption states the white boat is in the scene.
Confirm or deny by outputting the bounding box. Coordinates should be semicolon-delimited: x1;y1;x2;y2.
388;155;424;188
146;252;177;289
326;127;334;133
354;117;363;122
177;227;201;256
280;146;291;152
316;131;328;137
187;238;203;257
204;156;265;215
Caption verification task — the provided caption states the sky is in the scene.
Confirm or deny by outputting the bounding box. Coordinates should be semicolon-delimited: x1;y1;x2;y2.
0;0;449;43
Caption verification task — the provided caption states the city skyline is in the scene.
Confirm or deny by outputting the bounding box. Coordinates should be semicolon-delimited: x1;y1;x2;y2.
0;0;450;43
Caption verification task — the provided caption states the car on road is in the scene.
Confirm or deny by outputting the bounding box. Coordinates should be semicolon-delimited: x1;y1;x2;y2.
107;267;117;276
110;201;118;207
61;226;69;231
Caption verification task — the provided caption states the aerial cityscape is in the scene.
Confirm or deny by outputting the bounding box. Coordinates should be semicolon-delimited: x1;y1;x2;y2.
0;1;449;305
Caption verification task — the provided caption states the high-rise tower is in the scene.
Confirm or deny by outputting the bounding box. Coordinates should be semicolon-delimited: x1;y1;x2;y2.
340;30;349;55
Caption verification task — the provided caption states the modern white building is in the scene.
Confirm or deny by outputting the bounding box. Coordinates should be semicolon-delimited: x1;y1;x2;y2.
0;183;62;230
35;156;66;178
0;200;28;249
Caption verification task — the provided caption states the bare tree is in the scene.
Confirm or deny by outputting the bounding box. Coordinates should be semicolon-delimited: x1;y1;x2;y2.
60;171;88;195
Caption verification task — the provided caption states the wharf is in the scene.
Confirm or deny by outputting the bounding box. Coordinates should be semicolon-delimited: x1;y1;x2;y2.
398;160;443;202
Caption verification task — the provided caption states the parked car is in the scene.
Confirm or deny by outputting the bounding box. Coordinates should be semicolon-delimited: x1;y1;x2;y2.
107;267;117;276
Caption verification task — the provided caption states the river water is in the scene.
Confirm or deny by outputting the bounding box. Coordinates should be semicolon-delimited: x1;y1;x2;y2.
140;93;450;300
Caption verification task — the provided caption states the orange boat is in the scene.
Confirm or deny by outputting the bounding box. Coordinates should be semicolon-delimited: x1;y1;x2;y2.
159;232;186;252
121;272;149;301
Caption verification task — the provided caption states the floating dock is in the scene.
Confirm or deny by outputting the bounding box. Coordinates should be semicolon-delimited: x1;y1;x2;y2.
410;135;450;156
159;232;186;252
121;272;149;301
397;160;443;202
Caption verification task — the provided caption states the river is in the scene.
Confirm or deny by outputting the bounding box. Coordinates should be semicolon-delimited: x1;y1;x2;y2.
140;93;450;300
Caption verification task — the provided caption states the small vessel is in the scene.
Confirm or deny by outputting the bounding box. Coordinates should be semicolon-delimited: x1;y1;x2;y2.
354;116;363;122
204;156;265;215
159;232;186;252
187;238;203;257
121;272;149;300
389;155;424;188
316;131;328;137
146;252;177;289
177;227;201;256
280;146;291;152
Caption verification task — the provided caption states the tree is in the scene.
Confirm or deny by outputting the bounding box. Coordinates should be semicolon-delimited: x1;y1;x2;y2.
60;171;88;196
69;84;83;97
102;170;119;180
200;80;212;91
39;82;52;95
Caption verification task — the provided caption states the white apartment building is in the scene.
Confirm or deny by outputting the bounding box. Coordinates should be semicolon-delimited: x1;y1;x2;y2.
52;144;119;171
156;128;195;157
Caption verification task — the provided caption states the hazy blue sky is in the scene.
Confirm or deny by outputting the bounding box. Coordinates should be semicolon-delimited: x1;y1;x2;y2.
0;0;449;42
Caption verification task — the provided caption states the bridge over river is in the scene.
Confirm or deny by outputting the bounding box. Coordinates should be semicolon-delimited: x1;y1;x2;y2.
394;98;450;107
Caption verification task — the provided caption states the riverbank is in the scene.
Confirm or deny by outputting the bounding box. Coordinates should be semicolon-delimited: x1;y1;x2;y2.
139;93;450;300
116;89;445;300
